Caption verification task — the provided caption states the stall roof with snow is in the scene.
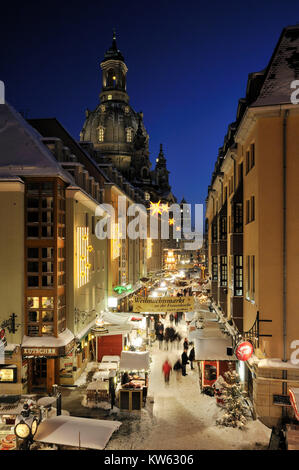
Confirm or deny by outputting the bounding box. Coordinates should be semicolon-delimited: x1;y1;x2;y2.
189;325;236;361
119;351;150;371
34;415;121;450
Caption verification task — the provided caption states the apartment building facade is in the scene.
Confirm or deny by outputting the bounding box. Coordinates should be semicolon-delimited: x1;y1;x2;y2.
205;25;299;427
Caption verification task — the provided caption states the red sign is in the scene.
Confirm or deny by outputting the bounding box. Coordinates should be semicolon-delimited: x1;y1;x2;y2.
235;341;253;361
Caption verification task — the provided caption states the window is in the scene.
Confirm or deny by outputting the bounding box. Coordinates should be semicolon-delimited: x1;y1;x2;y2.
233;203;243;233
220;256;227;287
27;296;54;336
211;221;217;242
252;255;255;300
126;128;132;143
98;127;104;142
234;255;243;296
246;255;250;299
251;196;255;222
212;256;218;280
246;255;255;301
246;151;250;174
219;216;227;240
246;197;255;224
246;143;255;174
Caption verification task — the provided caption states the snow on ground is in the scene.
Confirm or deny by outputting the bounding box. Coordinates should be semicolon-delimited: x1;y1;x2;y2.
107;316;271;450
74;361;98;387
69;310;271;450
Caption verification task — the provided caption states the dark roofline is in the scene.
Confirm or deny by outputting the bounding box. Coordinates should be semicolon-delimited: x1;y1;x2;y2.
28;118;111;184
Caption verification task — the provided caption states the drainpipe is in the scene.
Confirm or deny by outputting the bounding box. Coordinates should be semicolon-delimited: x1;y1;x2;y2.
282;109;289;412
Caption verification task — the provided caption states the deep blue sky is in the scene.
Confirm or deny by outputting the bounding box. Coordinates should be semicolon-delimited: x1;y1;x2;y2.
1;0;299;206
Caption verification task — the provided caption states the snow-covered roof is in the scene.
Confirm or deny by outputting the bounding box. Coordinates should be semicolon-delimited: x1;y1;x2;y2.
4;343;19;352
75;319;96;340
22;329;74;348
101;311;134;326
34;415;121;450
119;351;150;371
87;380;109;391
251;25;299;107
0;103;72;182
193;335;236;361
102;355;120;363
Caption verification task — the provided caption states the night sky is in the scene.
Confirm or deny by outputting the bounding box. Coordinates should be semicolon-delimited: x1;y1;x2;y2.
1;0;299;207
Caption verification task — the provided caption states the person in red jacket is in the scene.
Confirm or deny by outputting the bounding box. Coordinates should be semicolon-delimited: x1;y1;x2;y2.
162;359;172;384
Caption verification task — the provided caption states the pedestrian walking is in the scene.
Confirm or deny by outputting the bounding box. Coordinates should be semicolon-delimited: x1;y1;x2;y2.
169;313;174;325
173;358;182;382
162;358;172;384
156;327;164;350
175;332;181;349
189;343;195;370
181;349;189;376
183;337;189;351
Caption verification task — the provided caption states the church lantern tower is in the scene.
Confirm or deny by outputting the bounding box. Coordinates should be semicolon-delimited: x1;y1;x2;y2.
100;30;129;105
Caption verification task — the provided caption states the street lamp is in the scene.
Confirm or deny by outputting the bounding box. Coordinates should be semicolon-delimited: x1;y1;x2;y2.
14;403;39;450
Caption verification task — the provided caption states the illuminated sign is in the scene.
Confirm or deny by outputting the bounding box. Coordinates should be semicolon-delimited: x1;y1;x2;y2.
111;222;121;259
133;296;194;313
113;284;132;295
77;227;91;288
0;368;16;383
146;238;152;259
235;341;254;361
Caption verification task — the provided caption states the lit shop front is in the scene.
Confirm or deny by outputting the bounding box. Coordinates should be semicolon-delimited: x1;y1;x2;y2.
22;333;75;393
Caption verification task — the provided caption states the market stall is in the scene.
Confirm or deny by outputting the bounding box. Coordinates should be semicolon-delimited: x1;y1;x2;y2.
117;351;150;411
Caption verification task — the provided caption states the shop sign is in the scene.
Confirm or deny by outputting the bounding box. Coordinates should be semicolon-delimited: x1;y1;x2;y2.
114;284;132;295
235;341;254;361
0;367;17;383
133;296;195;313
22;347;58;356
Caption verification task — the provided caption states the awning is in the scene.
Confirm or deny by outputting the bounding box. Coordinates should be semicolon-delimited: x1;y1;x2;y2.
289;388;299;421
34;415;121;450
119;351;150;371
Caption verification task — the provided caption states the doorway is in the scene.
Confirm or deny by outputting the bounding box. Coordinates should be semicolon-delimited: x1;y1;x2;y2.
31;358;47;390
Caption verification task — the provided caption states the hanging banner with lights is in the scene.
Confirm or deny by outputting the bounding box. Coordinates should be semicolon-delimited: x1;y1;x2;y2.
77;227;93;288
133;296;194;313
235;341;254;361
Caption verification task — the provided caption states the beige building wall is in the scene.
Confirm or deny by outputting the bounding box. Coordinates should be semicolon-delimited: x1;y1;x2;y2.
0;181;25;394
0;182;24;346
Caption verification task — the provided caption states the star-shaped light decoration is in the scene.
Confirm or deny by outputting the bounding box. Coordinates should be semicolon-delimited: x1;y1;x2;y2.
149;200;162;216
161;203;169;213
169;218;174;226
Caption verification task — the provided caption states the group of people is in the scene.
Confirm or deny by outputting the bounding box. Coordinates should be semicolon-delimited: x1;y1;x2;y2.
155;321;182;351
162;339;195;384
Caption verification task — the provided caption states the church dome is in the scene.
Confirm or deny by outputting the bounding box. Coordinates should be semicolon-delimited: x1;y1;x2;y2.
80;102;149;157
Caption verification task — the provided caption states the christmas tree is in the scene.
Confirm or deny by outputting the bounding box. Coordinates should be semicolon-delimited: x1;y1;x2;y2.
216;370;250;429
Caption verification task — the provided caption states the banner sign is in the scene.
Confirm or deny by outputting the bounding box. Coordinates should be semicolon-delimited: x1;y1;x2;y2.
133;296;194;313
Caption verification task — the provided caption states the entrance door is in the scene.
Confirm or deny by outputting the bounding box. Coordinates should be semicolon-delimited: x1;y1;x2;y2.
31;358;47;390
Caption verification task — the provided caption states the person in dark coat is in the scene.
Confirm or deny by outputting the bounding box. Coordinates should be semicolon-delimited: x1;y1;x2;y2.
181;349;189;376
157;329;164;350
188;343;195;370
183;338;189;351
173;358;182;382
